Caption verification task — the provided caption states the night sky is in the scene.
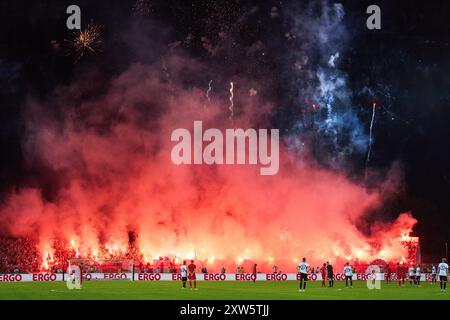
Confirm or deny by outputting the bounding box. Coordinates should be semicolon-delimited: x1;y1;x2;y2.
0;0;449;261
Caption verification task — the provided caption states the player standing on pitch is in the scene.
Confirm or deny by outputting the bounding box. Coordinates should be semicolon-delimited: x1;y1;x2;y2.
343;262;353;288
320;263;327;287
298;258;310;292
438;258;448;292
326;261;334;287
187;260;198;290
408;265;415;286
396;262;405;286
252;263;257;284
415;265;421;287
385;264;392;284
181;260;187;289
431;264;437;285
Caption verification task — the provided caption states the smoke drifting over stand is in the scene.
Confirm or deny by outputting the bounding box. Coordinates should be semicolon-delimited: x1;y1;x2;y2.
0;1;422;271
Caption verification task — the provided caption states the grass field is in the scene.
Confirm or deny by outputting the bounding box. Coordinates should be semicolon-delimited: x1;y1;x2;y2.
0;281;448;300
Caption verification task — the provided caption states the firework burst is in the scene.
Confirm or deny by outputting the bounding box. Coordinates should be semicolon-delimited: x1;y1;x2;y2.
65;24;102;63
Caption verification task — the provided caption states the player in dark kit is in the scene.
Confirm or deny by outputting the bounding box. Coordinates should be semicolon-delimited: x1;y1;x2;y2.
326;262;334;287
187;260;197;290
252;264;257;284
431;265;437;284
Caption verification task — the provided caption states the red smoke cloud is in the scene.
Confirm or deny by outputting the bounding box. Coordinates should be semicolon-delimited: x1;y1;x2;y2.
0;56;417;272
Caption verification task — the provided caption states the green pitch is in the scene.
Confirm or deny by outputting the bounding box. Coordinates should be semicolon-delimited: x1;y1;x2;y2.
0;281;448;300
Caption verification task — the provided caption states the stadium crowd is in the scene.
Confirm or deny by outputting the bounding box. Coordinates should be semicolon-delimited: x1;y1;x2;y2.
0;238;177;273
0;237;422;274
0;238;40;273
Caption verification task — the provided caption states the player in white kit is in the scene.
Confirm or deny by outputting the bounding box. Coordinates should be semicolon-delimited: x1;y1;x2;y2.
180;260;188;289
408;265;415;286
438;258;448;292
298;258;310;292
415;265;421;286
343;262;353;288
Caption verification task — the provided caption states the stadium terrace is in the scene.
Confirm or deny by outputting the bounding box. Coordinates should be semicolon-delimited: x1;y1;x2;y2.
0;236;421;275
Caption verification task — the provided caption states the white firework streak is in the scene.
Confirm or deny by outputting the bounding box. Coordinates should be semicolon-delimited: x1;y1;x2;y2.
229;82;234;121
366;102;377;165
206;80;213;102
